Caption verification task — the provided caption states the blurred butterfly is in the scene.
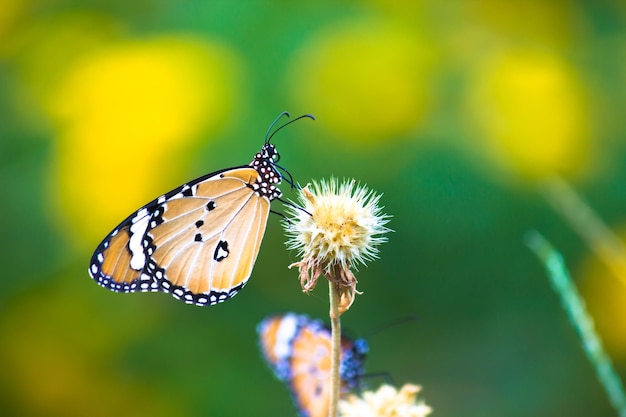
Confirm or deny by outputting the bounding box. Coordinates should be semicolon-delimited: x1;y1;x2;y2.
88;112;314;306
257;313;368;417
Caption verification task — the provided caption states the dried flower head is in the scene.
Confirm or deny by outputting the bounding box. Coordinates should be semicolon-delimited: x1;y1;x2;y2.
339;384;432;417
284;178;390;312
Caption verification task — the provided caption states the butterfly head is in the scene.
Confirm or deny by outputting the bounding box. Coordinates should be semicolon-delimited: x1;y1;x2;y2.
250;112;315;201
260;143;280;163
250;144;283;200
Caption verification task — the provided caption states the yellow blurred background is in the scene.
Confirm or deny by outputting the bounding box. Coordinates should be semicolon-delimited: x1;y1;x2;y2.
1;1;626;416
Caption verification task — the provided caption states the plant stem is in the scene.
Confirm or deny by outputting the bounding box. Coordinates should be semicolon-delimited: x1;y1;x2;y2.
328;279;341;417
526;231;626;417
541;176;626;288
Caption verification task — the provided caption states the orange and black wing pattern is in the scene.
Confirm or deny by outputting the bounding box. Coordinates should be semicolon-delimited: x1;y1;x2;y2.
89;143;283;306
258;313;368;417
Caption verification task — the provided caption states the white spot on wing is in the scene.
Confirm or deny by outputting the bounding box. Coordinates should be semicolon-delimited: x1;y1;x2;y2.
273;314;299;360
133;208;149;223
129;213;150;270
215;246;229;260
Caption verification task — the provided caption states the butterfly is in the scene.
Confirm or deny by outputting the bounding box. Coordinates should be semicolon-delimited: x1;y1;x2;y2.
88;112;314;306
257;313;368;417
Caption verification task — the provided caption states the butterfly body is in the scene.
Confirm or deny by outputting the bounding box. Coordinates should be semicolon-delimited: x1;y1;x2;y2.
258;313;368;417
89;142;283;306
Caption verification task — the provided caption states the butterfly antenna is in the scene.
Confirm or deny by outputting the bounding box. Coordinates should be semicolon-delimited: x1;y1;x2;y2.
364;316;419;339
265;111;291;144
266;113;315;145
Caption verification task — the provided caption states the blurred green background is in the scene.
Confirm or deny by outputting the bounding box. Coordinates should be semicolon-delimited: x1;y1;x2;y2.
1;0;626;416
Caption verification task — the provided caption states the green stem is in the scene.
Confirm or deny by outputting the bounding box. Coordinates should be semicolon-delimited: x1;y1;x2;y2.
541;176;626;287
328;279;341;417
526;231;626;417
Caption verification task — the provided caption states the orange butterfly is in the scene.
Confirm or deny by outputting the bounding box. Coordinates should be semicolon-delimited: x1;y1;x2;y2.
258;313;368;417
88;112;313;306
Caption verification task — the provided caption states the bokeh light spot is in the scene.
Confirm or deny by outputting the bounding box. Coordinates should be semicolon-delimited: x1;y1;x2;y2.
465;48;593;181
0;0;22;48
466;0;585;49
288;19;435;144
2;11;123;107
48;35;242;243
578;232;626;363
0;278;181;417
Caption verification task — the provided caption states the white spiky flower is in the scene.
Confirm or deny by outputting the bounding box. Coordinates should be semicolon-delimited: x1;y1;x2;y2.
284;178;390;312
338;384;432;417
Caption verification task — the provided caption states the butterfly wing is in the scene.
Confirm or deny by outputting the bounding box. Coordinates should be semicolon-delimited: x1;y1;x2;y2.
258;314;368;417
289;322;334;417
89;166;270;306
